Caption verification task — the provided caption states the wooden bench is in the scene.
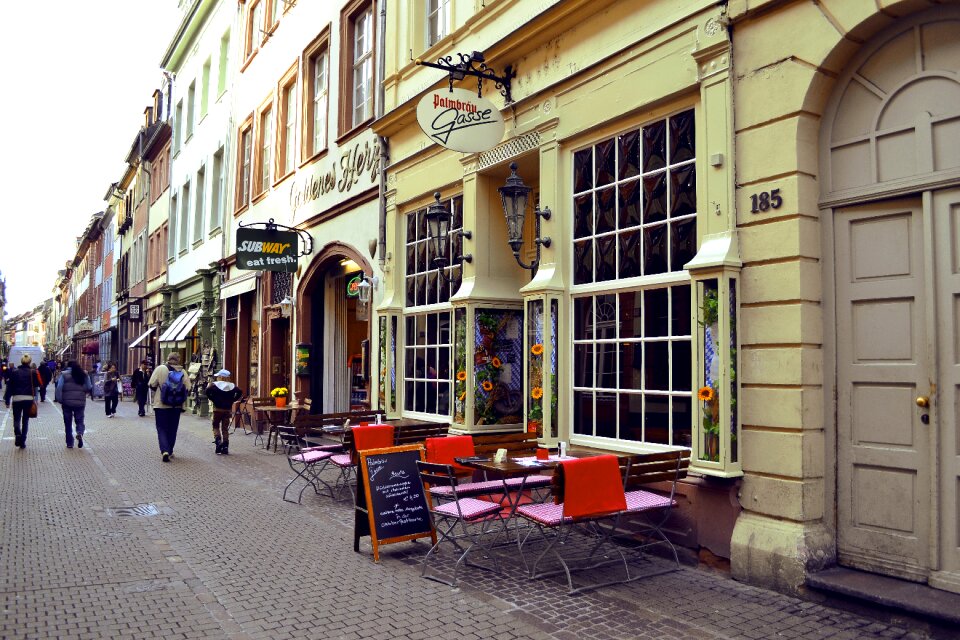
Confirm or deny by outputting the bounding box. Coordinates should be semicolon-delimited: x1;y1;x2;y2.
394;422;450;446
472;431;540;458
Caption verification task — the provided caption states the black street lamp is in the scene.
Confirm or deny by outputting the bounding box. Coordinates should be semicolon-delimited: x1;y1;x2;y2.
497;162;551;274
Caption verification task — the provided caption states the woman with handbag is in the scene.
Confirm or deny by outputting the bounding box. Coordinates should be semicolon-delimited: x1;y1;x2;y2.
3;354;40;449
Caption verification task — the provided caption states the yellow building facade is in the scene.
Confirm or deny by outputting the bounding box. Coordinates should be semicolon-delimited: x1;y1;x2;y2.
374;0;960;593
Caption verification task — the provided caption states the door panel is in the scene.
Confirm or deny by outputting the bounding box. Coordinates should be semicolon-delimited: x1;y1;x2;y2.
932;188;960;592
835;199;931;579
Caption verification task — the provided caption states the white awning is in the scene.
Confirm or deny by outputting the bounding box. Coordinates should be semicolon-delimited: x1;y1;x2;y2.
56;345;70;357
128;326;156;349
220;273;258;300
158;309;201;343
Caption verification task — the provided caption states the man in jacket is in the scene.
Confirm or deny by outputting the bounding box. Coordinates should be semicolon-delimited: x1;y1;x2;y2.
4;355;40;449
205;369;243;455
37;361;53;402
148;352;192;462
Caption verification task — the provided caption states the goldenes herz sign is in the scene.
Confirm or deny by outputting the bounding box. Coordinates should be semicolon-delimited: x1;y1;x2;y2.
236;228;299;272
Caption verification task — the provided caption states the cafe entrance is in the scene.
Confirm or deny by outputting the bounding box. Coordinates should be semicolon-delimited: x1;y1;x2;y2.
297;243;372;413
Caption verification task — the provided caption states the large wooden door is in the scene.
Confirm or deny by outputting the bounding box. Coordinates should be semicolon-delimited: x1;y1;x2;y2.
932;188;960;593
835;198;932;581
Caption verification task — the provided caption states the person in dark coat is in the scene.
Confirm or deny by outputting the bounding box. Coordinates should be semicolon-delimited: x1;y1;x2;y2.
131;360;151;417
37;361;53;402
103;363;120;418
55;360;92;448
4;355;40;449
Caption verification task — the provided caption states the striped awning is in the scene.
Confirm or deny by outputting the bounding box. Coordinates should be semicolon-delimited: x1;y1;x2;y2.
157;309;201;343
128;326;156;349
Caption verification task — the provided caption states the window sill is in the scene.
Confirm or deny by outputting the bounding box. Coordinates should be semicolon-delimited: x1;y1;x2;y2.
252;189;269;205
299;147;328;169
192;238;204;249
336;119;373;147
209;227;222;239
178;249;188;257
199;112;208;125
185;132;194;143
234;203;249;217
272;169;294;188
240;50;258;73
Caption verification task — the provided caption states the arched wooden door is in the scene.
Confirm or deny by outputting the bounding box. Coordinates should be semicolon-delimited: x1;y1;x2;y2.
822;8;960;592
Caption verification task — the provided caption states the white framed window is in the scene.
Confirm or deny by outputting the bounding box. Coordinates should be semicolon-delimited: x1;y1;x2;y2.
168;194;178;259
351;6;373;127
186;80;196;139
310;47;328;156
257;105;273;194
403;311;452;417
173;100;183;153
179;181;191;253
426;0;449;47
218;31;230;95
570;109;697;449
211;148;224;231
404;195;463;307
193;166;205;244
200;58;211;118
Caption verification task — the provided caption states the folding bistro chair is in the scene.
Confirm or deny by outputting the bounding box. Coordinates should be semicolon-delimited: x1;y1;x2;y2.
330;424;394;503
618;450;689;571
416;461;506;587
282;414;346;503
517;455;635;595
231;398;248;435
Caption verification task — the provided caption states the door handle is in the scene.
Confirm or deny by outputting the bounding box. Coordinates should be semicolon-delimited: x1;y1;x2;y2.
916;396;930;408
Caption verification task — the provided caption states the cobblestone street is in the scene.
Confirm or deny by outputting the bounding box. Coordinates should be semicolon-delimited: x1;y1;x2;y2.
0;398;934;640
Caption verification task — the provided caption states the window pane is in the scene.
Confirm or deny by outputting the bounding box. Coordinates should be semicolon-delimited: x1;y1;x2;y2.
672;340;691;392
643;119;666;172
595;137;615;187
596;393;617;438
595;235;616;282
670;165;696;217
619;394;643;441
573;240;593;285
573;148;592;193
643;172;667;223
618;343;641;390
672;285;691;336
644;287;668;338
573;344;593;387
596;187;615;234
643;224;667;275
618;229;641;279
618;179;641;229
573;193;593;239
574;297;592;341
618;291;640;339
669;109;695;164
672;396;692;447
617;129;640;180
645;395;670;444
671;218;697;272
644;342;669;390
573;390;593;435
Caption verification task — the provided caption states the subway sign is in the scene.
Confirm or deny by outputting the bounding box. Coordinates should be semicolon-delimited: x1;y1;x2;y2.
236;228;299;272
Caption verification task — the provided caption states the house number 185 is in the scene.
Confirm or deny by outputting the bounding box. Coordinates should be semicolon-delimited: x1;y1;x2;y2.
750;189;783;213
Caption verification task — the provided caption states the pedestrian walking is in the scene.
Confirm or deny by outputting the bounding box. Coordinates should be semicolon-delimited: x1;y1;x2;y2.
148;352;191;462
205;369;243;455
131;360;151;417
3;355;39;449
37;360;53;402
103;363;120;418
55;360;92;449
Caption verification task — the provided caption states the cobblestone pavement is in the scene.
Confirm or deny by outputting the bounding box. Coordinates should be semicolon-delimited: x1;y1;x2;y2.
0;397;932;640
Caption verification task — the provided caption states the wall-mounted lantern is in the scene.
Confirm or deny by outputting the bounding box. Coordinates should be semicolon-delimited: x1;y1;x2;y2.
425;192;472;282
497;163;551;274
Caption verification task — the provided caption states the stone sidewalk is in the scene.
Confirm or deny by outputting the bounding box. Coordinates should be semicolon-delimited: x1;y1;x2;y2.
0;397;935;640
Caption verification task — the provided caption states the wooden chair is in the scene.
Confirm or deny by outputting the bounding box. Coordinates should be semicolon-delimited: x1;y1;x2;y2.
248;396;274;447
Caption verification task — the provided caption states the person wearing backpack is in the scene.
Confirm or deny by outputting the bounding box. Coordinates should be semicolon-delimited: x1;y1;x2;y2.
147;351;192;462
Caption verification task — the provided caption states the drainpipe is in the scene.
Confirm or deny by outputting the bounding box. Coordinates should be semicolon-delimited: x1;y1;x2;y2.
377;0;388;271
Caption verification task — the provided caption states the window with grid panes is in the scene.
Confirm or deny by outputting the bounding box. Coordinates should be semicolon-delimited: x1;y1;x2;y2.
311;49;328;154
570;109;697;448
405;195;462;307
351;6;373;127
403;311;452;417
426;0;449;47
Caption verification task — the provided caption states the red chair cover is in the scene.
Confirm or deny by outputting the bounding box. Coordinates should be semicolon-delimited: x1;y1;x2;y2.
560;455;626;519
352;425;395;452
425;436;475;475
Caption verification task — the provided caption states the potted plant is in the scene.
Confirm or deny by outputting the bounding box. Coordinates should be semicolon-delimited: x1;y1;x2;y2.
270;387;290;408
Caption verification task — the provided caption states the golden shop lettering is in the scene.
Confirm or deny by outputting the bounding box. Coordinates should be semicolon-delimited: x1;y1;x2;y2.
290;138;381;211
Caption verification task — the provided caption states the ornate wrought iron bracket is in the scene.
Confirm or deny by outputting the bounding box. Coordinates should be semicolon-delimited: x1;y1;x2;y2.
415;50;515;104
237;218;314;257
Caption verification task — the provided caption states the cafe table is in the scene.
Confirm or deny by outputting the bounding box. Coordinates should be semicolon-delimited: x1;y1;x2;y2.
255;404;302;452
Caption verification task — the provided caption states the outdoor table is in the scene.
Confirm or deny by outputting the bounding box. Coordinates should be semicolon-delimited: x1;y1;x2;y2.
256;404;301;452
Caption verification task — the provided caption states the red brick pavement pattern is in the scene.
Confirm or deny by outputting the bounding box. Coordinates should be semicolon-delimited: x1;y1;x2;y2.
0;397;927;640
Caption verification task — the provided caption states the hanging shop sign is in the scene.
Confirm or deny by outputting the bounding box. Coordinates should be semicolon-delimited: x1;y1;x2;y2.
346;274;362;298
236;226;302;272
128;298;143;321
416;88;505;153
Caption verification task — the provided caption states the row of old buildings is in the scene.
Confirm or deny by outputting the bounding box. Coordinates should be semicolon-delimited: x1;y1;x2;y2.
43;0;960;600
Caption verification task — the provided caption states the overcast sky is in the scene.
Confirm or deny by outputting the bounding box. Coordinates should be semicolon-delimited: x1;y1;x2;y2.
0;1;183;317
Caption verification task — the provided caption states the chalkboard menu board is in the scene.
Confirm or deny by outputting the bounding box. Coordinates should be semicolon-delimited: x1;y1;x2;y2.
120;375;134;397
355;444;435;562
